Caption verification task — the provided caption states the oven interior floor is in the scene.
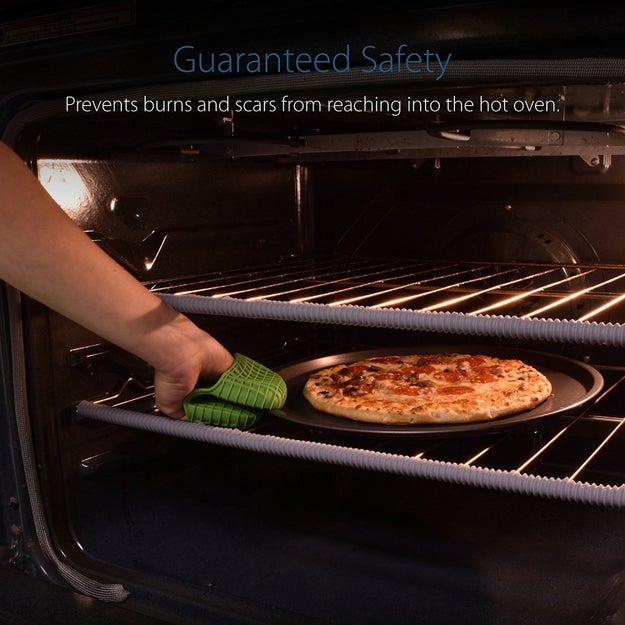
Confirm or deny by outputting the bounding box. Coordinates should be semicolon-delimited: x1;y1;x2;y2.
69;440;625;625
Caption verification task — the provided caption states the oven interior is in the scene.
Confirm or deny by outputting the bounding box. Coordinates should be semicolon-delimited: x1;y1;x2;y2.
8;74;625;624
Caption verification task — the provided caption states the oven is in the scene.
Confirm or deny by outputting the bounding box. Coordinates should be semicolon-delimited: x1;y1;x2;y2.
3;2;625;624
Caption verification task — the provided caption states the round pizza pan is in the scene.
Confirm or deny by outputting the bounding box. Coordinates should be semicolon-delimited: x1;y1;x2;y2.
269;346;604;437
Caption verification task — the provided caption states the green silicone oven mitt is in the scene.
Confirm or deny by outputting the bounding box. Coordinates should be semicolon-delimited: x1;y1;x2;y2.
183;353;287;428
183;397;260;429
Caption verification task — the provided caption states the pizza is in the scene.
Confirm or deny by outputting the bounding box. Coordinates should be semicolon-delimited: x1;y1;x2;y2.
303;352;552;425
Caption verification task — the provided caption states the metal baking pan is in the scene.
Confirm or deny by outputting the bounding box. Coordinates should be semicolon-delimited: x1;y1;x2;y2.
270;346;604;437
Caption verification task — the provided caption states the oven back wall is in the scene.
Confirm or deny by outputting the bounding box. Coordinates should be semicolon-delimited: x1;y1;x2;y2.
35;157;301;280
33;144;625;273
312;156;625;265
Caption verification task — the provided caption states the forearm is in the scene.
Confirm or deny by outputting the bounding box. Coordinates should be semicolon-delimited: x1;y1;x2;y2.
0;142;199;372
0;142;234;417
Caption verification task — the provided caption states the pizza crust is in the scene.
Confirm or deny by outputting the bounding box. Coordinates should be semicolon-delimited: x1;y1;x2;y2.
303;353;552;425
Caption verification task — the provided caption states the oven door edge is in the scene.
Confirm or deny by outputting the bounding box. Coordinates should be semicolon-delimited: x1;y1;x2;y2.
0;282;129;602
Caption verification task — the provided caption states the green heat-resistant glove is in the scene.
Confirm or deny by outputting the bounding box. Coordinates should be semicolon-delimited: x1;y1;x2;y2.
183;353;287;429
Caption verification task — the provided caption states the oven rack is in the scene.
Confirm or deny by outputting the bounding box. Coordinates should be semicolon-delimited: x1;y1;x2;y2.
76;365;625;507
77;255;625;506
154;256;625;347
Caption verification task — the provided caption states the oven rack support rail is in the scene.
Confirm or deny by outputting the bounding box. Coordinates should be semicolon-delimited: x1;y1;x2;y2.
76;401;625;508
158;293;625;347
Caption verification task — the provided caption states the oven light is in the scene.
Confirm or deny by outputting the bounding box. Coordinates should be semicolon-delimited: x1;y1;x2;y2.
38;160;91;220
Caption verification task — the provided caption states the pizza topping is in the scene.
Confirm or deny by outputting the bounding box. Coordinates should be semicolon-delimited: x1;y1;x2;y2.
303;351;552;426
436;385;475;395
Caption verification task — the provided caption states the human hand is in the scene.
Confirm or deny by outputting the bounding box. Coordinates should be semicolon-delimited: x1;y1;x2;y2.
135;308;234;419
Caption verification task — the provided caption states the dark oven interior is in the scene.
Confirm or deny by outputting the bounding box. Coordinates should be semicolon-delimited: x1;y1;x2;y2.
9;73;625;625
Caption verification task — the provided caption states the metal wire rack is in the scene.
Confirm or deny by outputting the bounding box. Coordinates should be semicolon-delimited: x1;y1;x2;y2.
78;255;625;505
151;256;625;323
78;367;625;506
